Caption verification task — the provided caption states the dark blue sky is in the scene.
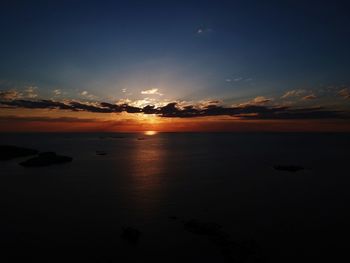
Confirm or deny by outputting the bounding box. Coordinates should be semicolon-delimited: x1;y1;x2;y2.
1;0;350;106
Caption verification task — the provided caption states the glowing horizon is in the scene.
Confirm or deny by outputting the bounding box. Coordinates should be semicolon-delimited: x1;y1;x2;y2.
1;1;349;132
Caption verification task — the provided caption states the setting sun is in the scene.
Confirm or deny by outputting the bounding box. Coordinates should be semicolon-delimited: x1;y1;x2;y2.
144;130;157;136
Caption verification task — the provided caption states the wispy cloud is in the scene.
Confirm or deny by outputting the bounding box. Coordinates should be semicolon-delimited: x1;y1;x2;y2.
226;77;252;83
196;26;212;35
239;96;273;106
24;86;38;99
281;89;306;99
251;96;272;104
141;88;163;96
302;94;317;100
338;88;350;99
53;89;62;96
80;90;98;100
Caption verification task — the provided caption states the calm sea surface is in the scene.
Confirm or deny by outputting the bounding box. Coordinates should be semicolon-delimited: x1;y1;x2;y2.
0;133;349;262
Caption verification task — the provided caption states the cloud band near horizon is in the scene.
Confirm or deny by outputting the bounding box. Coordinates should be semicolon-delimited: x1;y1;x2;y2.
0;97;348;120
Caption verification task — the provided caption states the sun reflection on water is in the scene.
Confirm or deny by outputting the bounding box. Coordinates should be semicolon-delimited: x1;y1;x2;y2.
126;131;166;217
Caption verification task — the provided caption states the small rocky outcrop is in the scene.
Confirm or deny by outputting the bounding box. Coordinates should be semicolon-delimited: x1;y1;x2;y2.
19;152;72;167
110;135;125;139
0;145;38;161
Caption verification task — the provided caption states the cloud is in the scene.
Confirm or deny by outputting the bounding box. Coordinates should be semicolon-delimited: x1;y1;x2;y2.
338;88;350;99
281;89;306;99
24;86;38;98
0;90;348;120
1;87;39;100
53;89;62;96
302;94;317;100
0;90;22;100
0;99;73;110
196;27;212;35
150;104;346;120
80;90;98;100
226;77;252;83
196;99;221;109
239;96;273;106
69;101;113;113
141;88;163;96
129;98;158;108
251;96;272;104
100;102;141;113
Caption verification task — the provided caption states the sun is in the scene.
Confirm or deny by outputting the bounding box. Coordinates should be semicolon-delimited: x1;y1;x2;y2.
144;130;157;136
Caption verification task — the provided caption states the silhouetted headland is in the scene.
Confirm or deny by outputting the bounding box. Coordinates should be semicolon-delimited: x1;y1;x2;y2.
19;152;72;167
0;145;38;161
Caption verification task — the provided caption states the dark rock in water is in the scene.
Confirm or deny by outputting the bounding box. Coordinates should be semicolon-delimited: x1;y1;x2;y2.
121;227;141;244
19;152;72;167
96;150;107;156
137;137;146;140
110;135;125;139
0;145;38;161
274;165;305;172
184;219;222;236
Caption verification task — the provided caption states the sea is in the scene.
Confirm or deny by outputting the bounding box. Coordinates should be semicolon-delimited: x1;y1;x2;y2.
0;132;349;262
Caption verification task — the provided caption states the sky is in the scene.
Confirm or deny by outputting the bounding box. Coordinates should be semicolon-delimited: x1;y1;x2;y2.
1;0;350;132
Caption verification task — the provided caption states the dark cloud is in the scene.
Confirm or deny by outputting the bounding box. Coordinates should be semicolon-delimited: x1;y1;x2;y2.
0;90;22;100
100;102;124;112
0;98;348;120
142;105;158;114
1;99;72;110
0;115;98;123
240;107;345;120
69;101;113;113
143;103;348;120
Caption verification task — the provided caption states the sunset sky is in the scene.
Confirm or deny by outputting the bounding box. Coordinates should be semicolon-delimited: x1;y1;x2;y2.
1;0;350;132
